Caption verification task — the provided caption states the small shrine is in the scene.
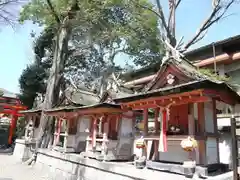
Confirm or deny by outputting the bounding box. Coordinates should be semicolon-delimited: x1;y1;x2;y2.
44;103;137;161
13;54;240;177
20;109;41;142
114;57;240;176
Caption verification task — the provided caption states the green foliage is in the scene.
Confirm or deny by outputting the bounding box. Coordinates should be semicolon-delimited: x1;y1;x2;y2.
19;0;164;68
34;26;56;59
18;0;165;105
199;68;231;82
19;63;48;108
18;26;56;108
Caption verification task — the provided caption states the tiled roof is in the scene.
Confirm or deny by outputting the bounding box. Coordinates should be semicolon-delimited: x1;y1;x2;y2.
0;88;17;99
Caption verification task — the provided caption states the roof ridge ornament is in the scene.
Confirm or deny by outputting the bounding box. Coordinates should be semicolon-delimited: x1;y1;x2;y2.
161;40;184;65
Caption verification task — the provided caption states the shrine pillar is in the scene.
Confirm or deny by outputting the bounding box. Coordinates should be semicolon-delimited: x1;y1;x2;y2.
143;108;148;136
63;119;69;152
203;99;219;165
197;102;207;165
154;108;160;160
92;117;97;150
8;110;18;144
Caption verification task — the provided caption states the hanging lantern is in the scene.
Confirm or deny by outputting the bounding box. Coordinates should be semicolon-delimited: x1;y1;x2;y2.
181;136;198;152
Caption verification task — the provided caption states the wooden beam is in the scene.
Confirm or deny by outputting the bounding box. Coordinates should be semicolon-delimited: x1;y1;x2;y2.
8;110;18;144
188;104;195;135
154;108;160;160
63;119;69;152
53;118;61;147
198;102;205;134
212;99;220;163
154;140;159;160
128;96;210;110
197;102;206;165
231;116;239;179
143;108;148;136
160;109;167;152
154;108;160;135
121;89;204;108
203;89;236;105
92;116;97;149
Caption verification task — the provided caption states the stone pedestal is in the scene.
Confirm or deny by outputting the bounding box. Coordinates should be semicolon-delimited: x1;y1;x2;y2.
183;161;196;178
13;139;35;162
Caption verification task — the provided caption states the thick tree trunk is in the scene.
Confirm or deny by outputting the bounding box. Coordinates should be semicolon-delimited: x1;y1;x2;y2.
27;22;71;165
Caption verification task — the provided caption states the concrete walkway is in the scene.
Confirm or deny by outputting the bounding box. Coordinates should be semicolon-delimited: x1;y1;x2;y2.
0;154;50;180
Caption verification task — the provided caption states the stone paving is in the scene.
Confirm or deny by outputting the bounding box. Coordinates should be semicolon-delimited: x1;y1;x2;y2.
0;154;50;180
0;154;234;180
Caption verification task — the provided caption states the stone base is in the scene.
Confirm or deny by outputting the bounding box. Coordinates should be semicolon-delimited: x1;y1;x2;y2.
36;149;189;180
81;150;132;162
146;160;208;177
34;149;234;180
13;139;35;162
52;146;75;153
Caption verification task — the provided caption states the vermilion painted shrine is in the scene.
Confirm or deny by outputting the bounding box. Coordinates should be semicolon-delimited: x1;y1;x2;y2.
0;89;27;144
19;57;240;176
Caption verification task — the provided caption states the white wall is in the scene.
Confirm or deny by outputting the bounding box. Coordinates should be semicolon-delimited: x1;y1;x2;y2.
219;133;232;165
159;141;189;163
33;126;40;139
219;132;240;167
120;112;133;137
204;101;214;133
73;116;91;152
206;137;218;164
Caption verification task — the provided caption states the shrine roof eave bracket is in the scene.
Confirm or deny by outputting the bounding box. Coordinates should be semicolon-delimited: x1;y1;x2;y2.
19;109;42;115
44;103;123;118
115;80;240;109
0;103;28;111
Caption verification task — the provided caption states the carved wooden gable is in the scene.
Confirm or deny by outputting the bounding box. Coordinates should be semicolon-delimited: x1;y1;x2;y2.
100;91;114;103
146;60;198;91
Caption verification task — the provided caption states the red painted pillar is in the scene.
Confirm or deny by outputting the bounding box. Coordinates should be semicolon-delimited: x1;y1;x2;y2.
143;108;148;136
159;109;167;152
8;111;18;145
56;119;62;145
92;117;97;148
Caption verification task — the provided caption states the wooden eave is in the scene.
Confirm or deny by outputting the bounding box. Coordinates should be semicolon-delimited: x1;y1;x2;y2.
44;103;123;118
116;80;240;110
121;89;207;110
1;104;28;110
19;109;42;115
121;88;236;110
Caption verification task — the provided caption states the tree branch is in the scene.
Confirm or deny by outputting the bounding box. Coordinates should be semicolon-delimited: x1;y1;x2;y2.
168;0;181;28
46;0;60;24
136;1;172;41
0;0;21;28
155;0;172;41
176;0;182;8
183;0;235;50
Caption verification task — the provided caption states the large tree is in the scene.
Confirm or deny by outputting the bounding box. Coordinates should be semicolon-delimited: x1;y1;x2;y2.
19;0;162;164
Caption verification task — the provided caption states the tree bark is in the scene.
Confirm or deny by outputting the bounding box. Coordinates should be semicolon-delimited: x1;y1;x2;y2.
28;20;71;164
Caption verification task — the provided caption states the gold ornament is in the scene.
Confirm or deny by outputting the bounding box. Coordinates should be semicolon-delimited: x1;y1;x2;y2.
181;136;198;152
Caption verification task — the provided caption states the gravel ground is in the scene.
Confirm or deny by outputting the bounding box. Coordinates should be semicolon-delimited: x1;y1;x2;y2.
0;154;51;180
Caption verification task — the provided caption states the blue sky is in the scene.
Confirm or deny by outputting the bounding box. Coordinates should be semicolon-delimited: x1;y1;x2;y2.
1;1;240;93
